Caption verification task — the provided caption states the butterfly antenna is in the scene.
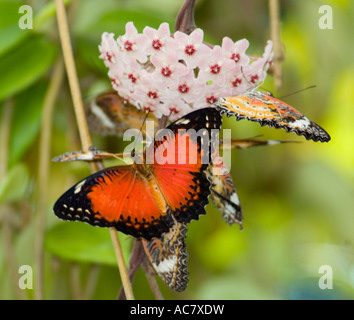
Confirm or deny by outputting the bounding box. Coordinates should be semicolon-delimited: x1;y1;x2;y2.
112;152;133;165
240;66;252;89
131;110;150;158
240;66;265;92
158;113;171;130
277;85;317;100
139;111;150;133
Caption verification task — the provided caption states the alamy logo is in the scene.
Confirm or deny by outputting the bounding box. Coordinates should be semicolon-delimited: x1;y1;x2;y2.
318;265;333;290
318;5;333;30
18;5;33;30
121;123;232;175
18;265;33;290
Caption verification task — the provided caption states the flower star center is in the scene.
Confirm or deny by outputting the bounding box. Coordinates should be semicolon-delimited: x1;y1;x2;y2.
143;106;153;112
152;39;163;50
169;107;179;114
184;44;196;56
178;83;190;94
161;67;172;77
210;64;221;74
128;73;137;83
147;91;158;99
250;74;259;83
124;40;134;51
206;95;218;104
106;52;114;62
231;53;241;63
110;77;118;86
232;78;242;87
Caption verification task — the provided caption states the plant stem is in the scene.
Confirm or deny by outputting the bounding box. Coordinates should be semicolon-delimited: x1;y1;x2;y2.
55;0;91;151
110;229;134;300
175;0;196;34
141;259;164;300
269;0;284;90
55;0;134;300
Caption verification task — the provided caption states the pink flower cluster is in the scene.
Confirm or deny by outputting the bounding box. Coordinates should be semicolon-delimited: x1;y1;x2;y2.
99;22;273;119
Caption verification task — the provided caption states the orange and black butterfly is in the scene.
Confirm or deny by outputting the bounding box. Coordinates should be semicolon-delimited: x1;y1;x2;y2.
217;90;331;142
53;107;222;240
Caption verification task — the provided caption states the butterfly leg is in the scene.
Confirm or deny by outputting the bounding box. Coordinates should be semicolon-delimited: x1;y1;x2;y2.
220;138;300;150
52;146;125;162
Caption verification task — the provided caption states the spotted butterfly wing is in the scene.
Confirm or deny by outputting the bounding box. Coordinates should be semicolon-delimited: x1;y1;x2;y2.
53;108;222;240
217;90;331;142
142;221;189;292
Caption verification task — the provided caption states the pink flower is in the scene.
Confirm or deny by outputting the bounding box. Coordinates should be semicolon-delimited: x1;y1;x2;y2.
117;22;148;63
150;51;189;88
159;95;193;118
193;82;231;109
221;37;250;67
109;57;142;92
142;23;174;57
241;40;274;89
174;69;205;104
197;45;236;87
99;32;119;66
173;28;211;68
128;72;161;111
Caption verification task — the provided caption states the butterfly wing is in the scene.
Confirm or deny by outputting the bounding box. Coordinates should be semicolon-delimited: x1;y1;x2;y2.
142;221;189;292
206;157;243;228
217;91;331;142
148;107;222;223
53;165;174;240
86;90;157;136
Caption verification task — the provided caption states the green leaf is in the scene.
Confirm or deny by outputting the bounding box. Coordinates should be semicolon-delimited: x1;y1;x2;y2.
75;36;107;75
8;82;46;166
86;9;174;36
0;0;30;57
45;222;132;266
0;163;29;204
0;35;57;100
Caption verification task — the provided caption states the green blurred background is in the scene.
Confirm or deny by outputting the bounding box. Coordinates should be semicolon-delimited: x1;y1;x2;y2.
0;0;353;300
